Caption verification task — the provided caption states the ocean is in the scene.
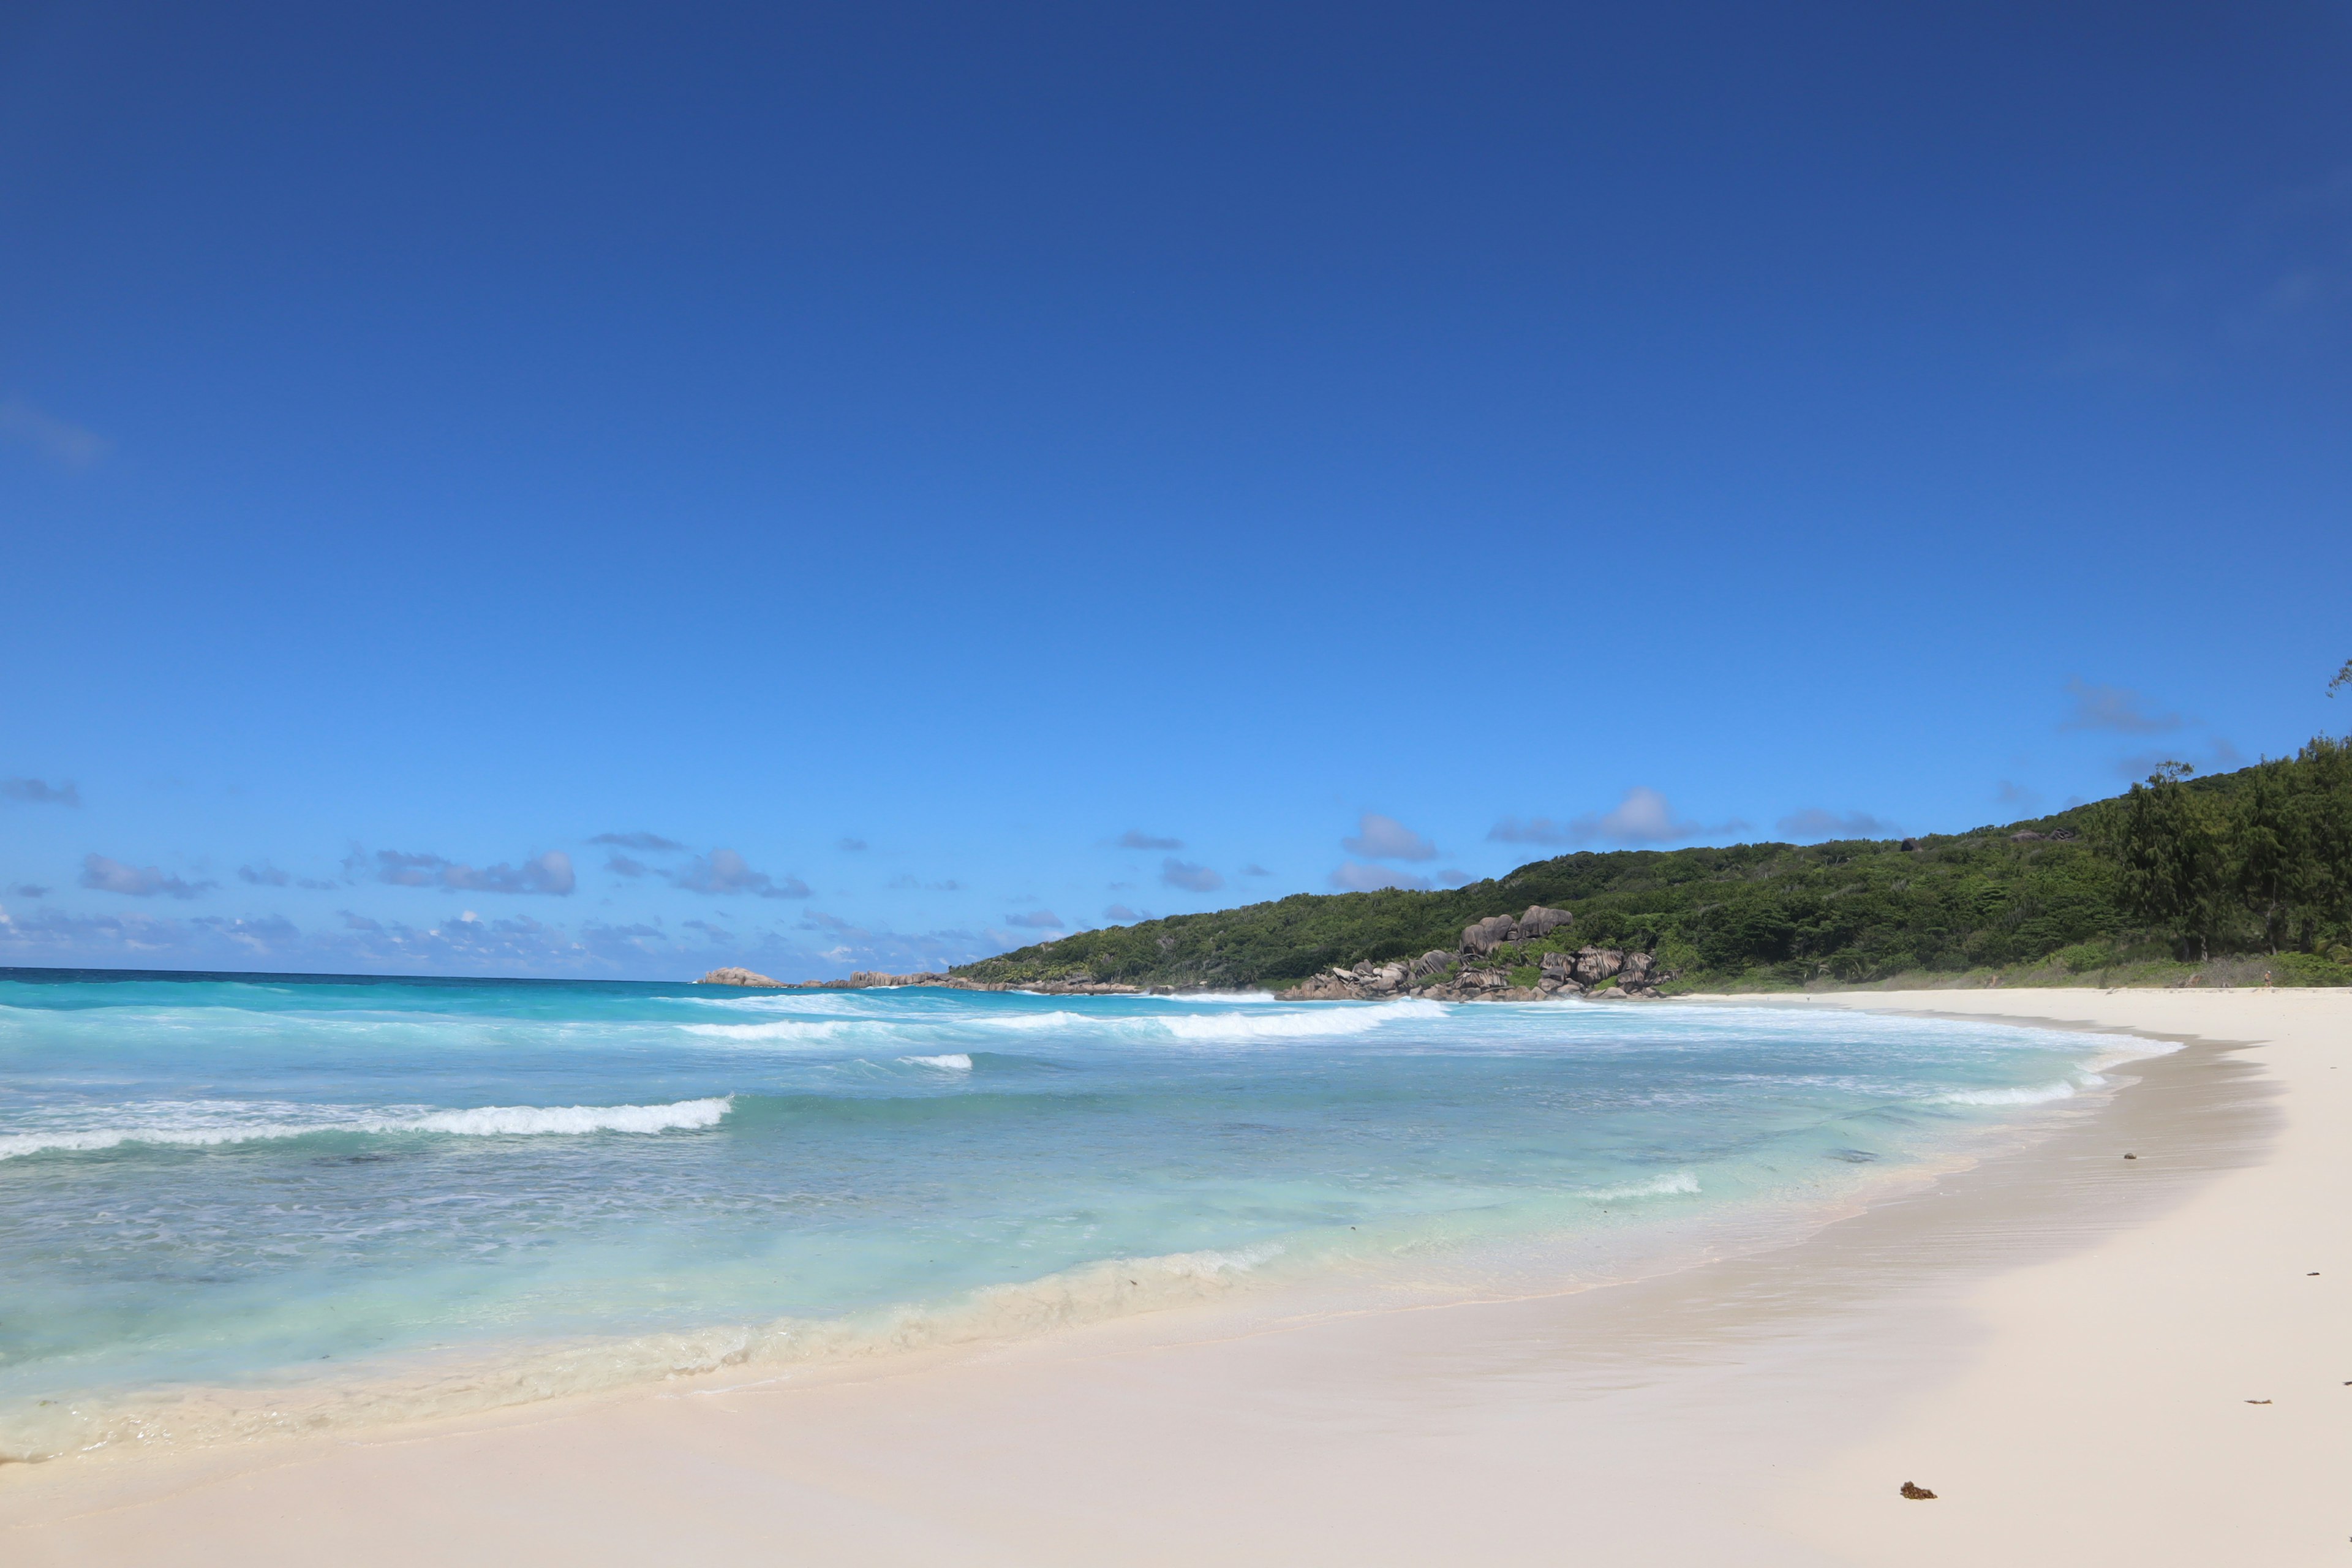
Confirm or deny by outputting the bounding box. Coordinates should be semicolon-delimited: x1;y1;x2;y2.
0;969;2155;1461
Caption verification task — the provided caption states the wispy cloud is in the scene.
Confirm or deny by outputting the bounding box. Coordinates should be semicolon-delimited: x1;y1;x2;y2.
1996;780;2042;809
1238;863;1270;876
1104;903;1148;922
589;831;684;853
9;883;49;898
837;837;869;852
1341;812;1436;862
606;854;652;878
1438;869;1475;886
1160;858;1224;892
1329;861;1431;892
2;777;80;807
80;854;216;899
1005;909;1065;929
1116;829;1183;850
1776;809;1899;842
2115;737;2244;781
2060;678;2182;734
371;848;575;895
671;848;809;899
886;874;962;891
1487;816;1573;845
0;396;107;467
238;863;290;886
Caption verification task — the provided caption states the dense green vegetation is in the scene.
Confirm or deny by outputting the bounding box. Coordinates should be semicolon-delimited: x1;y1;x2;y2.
955;736;2352;993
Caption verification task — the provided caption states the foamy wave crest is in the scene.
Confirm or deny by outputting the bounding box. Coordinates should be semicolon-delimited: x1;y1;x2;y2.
0;1240;1285;1463
679;1019;855;1042
1585;1171;1700;1200
965;1009;1086;1031
0;1097;732;1160
1936;1075;2100;1107
1156;998;1443;1041
401;1099;731;1136
902;1053;973;1071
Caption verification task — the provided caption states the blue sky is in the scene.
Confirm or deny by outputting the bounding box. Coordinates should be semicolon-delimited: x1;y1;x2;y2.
4;2;2350;979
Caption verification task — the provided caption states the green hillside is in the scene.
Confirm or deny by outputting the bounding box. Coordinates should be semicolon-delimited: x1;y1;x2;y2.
954;737;2352;993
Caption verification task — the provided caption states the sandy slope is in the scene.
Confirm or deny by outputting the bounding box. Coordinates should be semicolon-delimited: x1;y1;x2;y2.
1762;989;2349;1564
2;988;2343;1565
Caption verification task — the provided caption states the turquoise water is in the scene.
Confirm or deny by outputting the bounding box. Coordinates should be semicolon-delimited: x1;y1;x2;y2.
0;970;2140;1460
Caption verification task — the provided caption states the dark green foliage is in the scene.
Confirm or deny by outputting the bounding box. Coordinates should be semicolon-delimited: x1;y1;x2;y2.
956;738;2352;991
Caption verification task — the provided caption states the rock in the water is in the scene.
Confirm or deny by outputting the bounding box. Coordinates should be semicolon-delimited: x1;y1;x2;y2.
696;967;783;987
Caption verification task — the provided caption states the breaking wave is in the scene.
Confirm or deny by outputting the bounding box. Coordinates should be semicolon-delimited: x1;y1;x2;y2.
679;1019;856;1042
0;1097;733;1161
1936;1077;2092;1107
1584;1171;1700;1200
1154;1000;1442;1041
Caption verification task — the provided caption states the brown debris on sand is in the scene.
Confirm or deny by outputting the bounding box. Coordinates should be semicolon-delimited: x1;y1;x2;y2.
1899;1482;1937;1499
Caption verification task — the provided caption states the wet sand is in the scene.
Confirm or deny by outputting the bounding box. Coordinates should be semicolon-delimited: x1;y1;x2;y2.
4;988;2343;1565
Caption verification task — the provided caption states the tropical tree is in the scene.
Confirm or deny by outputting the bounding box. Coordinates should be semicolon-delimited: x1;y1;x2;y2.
2233;760;2305;953
2108;764;2230;960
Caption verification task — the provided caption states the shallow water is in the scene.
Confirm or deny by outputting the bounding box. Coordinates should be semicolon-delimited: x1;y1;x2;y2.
0;970;2147;1459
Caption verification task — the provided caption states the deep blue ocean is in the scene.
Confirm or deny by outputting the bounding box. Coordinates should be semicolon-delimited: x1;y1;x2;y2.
0;970;2144;1460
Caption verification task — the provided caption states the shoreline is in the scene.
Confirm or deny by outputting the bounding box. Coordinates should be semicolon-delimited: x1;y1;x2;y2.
4;990;2342;1564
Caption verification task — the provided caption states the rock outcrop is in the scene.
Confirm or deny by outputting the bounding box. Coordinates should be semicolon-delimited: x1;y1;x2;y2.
1276;905;1673;1003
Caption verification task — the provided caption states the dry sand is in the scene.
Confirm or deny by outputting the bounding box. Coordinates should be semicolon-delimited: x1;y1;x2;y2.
3;987;2344;1564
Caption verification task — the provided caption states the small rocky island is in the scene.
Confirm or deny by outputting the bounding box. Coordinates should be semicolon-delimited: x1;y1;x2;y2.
696;905;1672;1001
692;966;1144;995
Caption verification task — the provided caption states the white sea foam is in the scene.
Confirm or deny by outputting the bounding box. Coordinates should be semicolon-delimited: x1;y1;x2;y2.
1155;999;1442;1041
967;1009;1087;1031
1936;1078;2087;1107
0;1096;732;1160
680;1019;858;1042
1585;1171;1700;1200
902;1053;973;1071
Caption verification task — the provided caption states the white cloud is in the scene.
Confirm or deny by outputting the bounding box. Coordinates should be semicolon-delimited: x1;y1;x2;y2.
1341;812;1436;861
1160;858;1224;892
671;848;808;899
590;831;684;852
1487;816;1571;845
2060;678;2182;734
372;848;575;895
1572;787;1700;846
1;777;80;806
80;854;215;899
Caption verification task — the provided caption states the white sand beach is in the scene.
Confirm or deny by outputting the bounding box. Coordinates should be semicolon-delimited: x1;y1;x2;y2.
4;987;2344;1566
